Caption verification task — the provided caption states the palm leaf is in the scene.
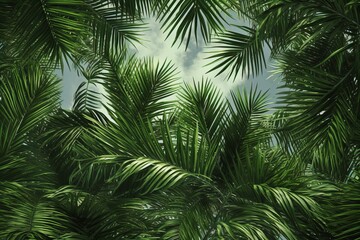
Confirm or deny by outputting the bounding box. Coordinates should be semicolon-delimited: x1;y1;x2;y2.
101;0;155;18
329;181;360;239
111;157;198;194
11;0;88;66
222;85;269;161
277;51;357;180
208;25;267;80
0;65;60;157
50;188;123;239
87;1;144;56
72;81;101;112
104;58;178;120
178;79;227;144
218;201;297;240
0;191;68;239
157;0;232;47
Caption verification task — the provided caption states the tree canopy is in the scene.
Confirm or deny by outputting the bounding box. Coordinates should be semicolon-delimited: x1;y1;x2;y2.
0;0;359;239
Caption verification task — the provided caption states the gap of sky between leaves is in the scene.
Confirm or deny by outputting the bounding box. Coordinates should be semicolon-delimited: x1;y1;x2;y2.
59;16;279;110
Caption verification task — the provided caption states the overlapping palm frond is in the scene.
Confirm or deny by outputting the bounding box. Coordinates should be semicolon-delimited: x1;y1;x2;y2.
0;64;67;238
329;181;360;239
87;0;144;56
0;0;15;45
217;147;333;239
10;0;88;66
0;62;339;239
99;0;155;18
47;188;124;239
133;185;222;239
103;55;178;120
156;0;233;47
0;0;145;68
72;81;101;112
276;48;358;180
0;190;68;239
0;65;60;156
208;26;267;79
1;0;360;238
123;148;331;239
205;0;360;183
222;85;269;161
76;113;218;195
40;86;110;191
178;79;227;143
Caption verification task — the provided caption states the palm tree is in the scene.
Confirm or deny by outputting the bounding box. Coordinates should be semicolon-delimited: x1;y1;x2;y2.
0;0;146;69
0;50;334;238
206;0;360;237
208;0;360;181
1;0;359;239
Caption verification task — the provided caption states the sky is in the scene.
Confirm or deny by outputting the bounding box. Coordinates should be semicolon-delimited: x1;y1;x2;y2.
59;16;280;110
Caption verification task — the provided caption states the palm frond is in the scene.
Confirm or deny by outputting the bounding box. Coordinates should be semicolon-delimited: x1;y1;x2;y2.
0;122;23;158
157;0;232;47
277;50;357;180
42;110;91;156
267;110;307;158
178;79;227;144
87;1;144;56
222;85;269;161
104;58;178;120
0;0;15;43
217;174;333;239
0;65;60;158
160;120;219;176
11;0;88;66
217;202;297;240
111;157;198;194
97;0;155;18
49;188;122;239
208;25;267;80
72;81;101;112
0;191;68;239
82;49;135;84
329;181;360;239
76;113;218;192
157;186;221;239
253;184;327;236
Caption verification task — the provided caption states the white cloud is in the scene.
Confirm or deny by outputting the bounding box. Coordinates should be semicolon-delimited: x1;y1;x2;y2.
131;17;245;97
61;16;247;113
132;18;186;70
56;67;85;109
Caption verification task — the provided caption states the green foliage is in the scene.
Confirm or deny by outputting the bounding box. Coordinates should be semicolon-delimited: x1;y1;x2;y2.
0;0;359;239
208;26;267;79
157;0;232;47
329;181;360;239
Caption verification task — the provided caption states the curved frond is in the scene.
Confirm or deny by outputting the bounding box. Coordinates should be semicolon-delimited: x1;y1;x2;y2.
104;58;178;120
330;181;360;239
111;157;198;194
223;85;269;161
0;65;60;156
72;81;101;112
88;1;144;56
253;184;327;236
0;192;68;239
277;51;358;180
208;26;267;80
157;0;232;47
102;0;155;18
218;202;297;240
178;79;227;144
12;0;88;65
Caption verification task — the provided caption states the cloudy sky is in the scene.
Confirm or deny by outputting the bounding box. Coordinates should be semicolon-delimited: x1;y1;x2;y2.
59;16;280;110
